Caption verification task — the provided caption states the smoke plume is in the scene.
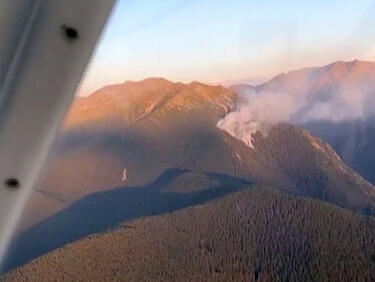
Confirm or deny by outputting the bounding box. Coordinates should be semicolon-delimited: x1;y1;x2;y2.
217;91;295;148
217;77;375;148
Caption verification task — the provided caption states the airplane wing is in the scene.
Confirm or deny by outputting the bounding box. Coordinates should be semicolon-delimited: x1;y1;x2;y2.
0;0;116;263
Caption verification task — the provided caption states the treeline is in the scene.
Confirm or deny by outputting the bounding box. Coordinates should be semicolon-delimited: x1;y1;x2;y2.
253;125;375;215
2;187;375;281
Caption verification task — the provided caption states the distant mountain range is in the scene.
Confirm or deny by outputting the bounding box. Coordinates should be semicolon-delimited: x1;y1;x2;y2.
230;60;375;184
2;62;375;280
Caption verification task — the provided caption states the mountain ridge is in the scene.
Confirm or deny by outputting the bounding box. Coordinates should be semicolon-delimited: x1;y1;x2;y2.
3;69;375;278
228;59;375;185
3;188;375;281
248;60;375;90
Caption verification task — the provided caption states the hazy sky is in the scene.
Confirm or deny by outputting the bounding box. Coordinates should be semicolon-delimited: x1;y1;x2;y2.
78;0;375;96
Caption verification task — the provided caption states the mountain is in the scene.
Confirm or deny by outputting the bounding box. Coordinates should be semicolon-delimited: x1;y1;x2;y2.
2;77;375;277
230;60;375;184
228;83;256;95
2;188;375;281
258;60;375;97
30;77;375;214
303;117;375;184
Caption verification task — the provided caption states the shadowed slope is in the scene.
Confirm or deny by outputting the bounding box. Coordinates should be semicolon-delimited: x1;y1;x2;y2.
6;76;375;278
303;117;375;185
3;188;375;281
230;60;375;184
18;77;375;234
2;169;252;272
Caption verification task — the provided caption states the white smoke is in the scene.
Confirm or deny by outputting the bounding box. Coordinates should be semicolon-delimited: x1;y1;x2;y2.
217;86;375;148
217;61;375;149
121;168;127;182
295;87;371;123
217;91;295;148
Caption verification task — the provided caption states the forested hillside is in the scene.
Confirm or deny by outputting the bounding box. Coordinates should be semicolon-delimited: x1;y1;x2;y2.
230;60;375;185
2;77;375;281
3;188;375;282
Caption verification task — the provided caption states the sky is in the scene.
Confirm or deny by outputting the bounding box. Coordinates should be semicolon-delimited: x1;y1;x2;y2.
77;0;375;96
